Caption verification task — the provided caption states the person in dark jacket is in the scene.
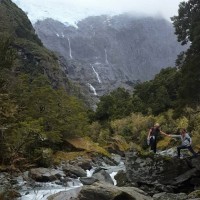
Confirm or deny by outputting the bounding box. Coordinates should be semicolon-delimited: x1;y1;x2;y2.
147;123;169;153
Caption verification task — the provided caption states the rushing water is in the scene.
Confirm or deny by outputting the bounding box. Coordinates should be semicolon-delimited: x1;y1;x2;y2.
92;66;102;83
87;83;97;96
67;37;73;59
19;179;82;200
18;154;125;199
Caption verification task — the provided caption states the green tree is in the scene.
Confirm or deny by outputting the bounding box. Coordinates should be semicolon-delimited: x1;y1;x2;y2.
132;68;181;115
95;88;132;121
172;0;200;107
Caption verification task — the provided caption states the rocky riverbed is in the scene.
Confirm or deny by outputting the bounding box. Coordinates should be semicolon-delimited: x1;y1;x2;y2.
1;151;200;200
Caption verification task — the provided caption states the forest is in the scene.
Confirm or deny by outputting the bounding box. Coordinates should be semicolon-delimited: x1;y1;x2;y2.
0;0;200;170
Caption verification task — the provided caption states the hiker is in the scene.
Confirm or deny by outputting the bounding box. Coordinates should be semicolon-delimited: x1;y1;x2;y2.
147;123;169;153
169;128;197;158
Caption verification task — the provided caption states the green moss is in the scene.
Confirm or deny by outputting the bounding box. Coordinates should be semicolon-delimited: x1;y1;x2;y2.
0;0;42;45
53;151;89;165
188;190;200;198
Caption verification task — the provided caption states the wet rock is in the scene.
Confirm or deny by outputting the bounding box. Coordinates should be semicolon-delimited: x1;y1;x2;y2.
0;189;21;200
76;182;152;200
93;169;114;185
29;168;65;182
153;192;188;200
191;157;200;171
114;170;129;187
77;160;92;171
80;177;98;185
125;151;200;194
48;187;82;200
188;190;200;199
190;177;200;186
63;164;87;178
172;168;198;185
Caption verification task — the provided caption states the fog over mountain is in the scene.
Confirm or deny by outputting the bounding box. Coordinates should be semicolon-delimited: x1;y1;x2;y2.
12;0;186;98
34;15;185;97
12;0;183;26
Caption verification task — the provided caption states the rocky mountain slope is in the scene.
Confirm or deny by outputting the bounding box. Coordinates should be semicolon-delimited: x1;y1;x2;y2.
34;15;185;96
0;0;95;107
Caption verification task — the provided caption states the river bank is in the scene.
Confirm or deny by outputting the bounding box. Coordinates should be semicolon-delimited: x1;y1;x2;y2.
1;150;200;200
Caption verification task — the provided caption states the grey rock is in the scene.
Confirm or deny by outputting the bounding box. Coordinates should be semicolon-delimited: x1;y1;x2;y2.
172;168;197;185
80;177;98;185
93;169;114;185
29;168;65;182
153;192;188;200
191;157;200;171
114;170;129;187
125;151;200;194
63;164;87;178
188;190;200;199
48;187;82;200
77;160;92;170
76;182;152;200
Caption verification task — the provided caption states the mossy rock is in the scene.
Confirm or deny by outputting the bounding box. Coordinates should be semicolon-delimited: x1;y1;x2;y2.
53;151;89;165
65;137;110;157
188;190;200;198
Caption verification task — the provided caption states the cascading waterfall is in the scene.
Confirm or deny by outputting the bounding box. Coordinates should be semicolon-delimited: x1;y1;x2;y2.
105;48;109;64
61;32;65;38
92;66;102;83
87;83;97;96
67;37;73;59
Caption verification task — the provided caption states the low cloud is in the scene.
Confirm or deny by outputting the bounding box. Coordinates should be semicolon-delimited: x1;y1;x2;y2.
13;0;184;25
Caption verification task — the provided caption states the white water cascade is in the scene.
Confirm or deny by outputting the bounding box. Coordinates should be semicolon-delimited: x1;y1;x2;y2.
87;83;97;96
67;37;73;59
92;66;102;83
105;48;109;64
20;180;82;200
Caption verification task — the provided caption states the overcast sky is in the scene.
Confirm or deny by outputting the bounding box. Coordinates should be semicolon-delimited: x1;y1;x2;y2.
13;0;185;25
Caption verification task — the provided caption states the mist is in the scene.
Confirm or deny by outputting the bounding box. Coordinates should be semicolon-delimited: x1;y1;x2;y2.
13;0;184;25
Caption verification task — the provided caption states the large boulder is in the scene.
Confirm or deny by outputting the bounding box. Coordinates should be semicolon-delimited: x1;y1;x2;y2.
114;170;129;187
29;168;65;182
63;164;87;178
80;177;98;185
153;192;188;200
125;151;200;194
92;169;114;185
48;187;82;200
76;182;152;200
77;160;92;170
188;190;200;199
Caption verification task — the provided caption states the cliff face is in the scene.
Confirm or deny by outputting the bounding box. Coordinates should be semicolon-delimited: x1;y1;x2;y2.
0;0;94;106
34;15;185;96
0;0;66;89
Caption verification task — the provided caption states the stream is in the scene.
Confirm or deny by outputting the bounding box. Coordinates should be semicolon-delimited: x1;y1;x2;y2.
17;154;125;200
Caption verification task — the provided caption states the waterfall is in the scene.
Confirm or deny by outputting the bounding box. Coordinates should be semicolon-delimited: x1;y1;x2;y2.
92;66;102;83
61;32;65;38
105;48;109;64
67;37;73;59
87;83;97;96
56;33;60;37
